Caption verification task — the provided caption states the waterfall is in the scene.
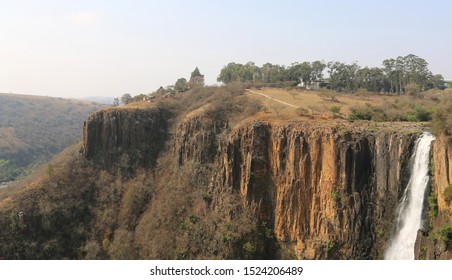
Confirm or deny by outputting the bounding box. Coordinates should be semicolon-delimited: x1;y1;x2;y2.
384;132;435;260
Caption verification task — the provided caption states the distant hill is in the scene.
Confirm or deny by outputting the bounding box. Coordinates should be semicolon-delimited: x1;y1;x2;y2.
82;96;115;105
0;93;104;182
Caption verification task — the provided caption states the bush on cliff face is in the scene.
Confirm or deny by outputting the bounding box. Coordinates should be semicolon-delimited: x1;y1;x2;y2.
430;224;452;248
443;185;452;206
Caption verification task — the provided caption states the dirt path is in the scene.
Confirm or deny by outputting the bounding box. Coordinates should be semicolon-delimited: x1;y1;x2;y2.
247;90;298;108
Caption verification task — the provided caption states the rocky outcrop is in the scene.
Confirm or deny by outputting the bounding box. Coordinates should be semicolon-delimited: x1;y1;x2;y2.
174;114;422;259
81;107;168;168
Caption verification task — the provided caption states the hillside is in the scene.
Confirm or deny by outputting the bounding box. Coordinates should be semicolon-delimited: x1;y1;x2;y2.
0;85;451;260
0;93;104;182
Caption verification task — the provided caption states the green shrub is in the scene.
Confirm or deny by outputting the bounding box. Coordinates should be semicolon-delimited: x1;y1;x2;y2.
189;215;200;224
324;241;336;252
428;193;438;219
377;227;384;237
430;224;452;247
414;105;432;121
349;107;372;120
406;115;418;122
329;106;341;114
242;242;256;259
443;185;452;206
331;191;339;202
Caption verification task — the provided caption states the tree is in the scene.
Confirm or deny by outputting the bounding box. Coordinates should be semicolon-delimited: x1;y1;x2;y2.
403;54;431;89
287;62;312;85
217;62;241;83
175;78;189;92
260;63;285;83
383;58;397;93
112;97;120;106
240;61;260;82
356;67;386;92
328;61;360;92
190;67;204;85
382;54;433;94
190;67;202;79
121;93;132;105
428;74;446;90
311;60;326;81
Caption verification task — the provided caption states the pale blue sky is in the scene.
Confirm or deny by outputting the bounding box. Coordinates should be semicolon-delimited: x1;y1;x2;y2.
0;0;451;98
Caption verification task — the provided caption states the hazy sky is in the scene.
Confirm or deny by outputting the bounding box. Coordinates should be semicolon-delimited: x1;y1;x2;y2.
0;0;451;98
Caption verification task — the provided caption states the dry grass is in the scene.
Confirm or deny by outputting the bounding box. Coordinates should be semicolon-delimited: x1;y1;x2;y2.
247;87;440;122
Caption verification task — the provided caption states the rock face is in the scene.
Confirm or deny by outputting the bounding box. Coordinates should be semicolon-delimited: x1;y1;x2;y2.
433;136;452;214
81;107;168;168
414;135;452;259
174;114;420;259
74;107;426;259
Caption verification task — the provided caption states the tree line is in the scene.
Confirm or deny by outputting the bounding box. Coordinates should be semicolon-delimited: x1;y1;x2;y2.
217;54;446;94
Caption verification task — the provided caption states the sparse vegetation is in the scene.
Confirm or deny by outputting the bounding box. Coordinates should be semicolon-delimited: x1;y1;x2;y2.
443;185;452;206
432;90;452;135
324;241;336;252
428;193;439;219
430;224;452;247
331;191;339;203
329;105;341;114
427;193;438;230
349;106;372;121
295;107;309;116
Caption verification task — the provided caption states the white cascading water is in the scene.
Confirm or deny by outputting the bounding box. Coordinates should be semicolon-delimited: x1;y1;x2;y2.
385;132;435;260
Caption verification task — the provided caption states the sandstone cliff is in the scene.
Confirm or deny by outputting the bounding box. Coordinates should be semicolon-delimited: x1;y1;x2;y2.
174;112;422;259
433;136;452;214
81;107;169;168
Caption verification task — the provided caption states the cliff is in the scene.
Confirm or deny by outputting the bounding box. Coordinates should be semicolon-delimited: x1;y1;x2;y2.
174;112;422;259
81;107;169;168
0;103;430;259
